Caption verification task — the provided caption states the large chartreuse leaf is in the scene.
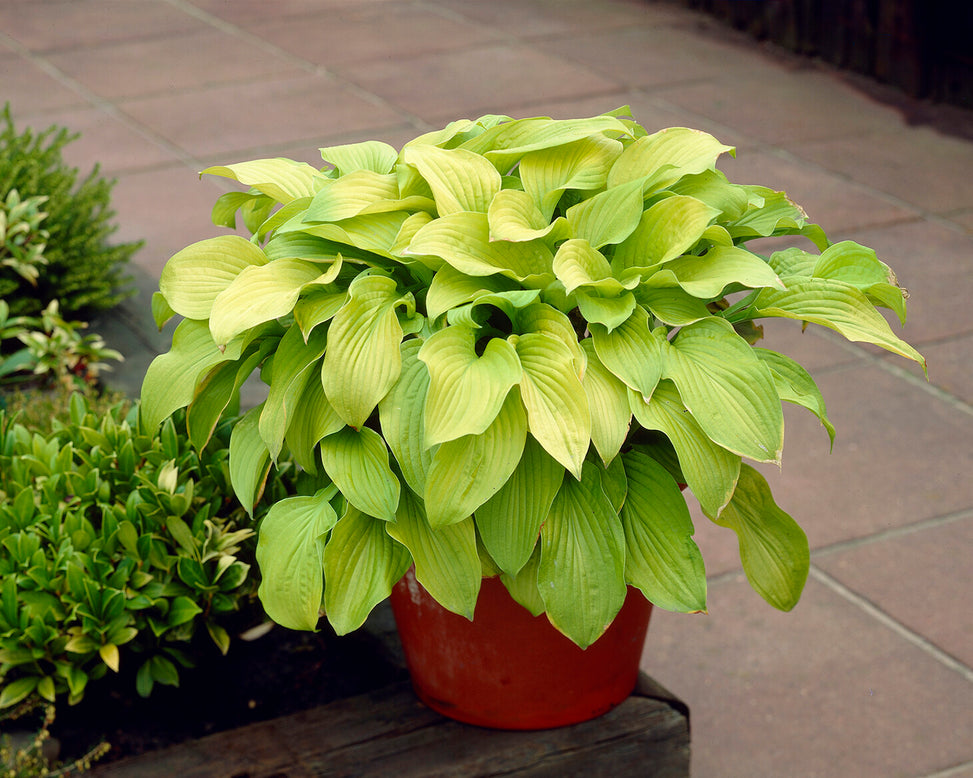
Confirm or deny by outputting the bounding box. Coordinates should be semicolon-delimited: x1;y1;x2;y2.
755;348;835;447
319;426;400;522
664;318;783;463
752;278;925;368
519;134;623;219
425;265;520;322
320;140;398;175
514;303;586;378
566;178;645;249
812;240;908;324
510;331;590;478
386;489;480;618
647;245;785;299
160;235;268;320
323;506;411;634
202;158;325;204
378;339;434;496
303;171;399;223
322;274;412;428
406;211;553;281
729;187;827;250
552;239;634;298
140;318;248;430
538;461;627;648
228;404;272;514
256;488;338;631
475;436;563;575
638;286;712;326
419;325;522;446
403;145;501;215
608;127;734;191
293;211;411;258
612;195;719;280
630;381;741;517
283;368;345;473
708;464;809;611
210;259;327;345
487;189;570;243
621;451;706;613
259;325;327;462
423;390;528;527
580;339;631;466
589;306;665;394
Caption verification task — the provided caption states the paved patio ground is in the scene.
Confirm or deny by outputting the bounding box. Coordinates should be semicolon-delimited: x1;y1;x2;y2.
2;1;971;775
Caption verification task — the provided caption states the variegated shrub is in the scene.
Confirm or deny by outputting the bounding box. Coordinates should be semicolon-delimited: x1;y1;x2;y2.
140;110;924;648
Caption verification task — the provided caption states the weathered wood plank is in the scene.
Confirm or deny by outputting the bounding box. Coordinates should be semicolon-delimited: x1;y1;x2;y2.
90;674;689;777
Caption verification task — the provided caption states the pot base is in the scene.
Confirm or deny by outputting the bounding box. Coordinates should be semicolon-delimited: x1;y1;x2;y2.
389;570;652;730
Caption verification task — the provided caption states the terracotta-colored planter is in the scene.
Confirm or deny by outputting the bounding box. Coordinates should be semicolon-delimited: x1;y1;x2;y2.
389;568;652;730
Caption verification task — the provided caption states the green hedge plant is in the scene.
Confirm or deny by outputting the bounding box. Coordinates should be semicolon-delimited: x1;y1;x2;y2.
0;395;297;709
140;110;924;649
0;104;139;318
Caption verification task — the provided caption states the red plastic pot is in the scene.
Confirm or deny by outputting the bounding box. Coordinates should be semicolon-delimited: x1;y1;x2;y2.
389;568;652;730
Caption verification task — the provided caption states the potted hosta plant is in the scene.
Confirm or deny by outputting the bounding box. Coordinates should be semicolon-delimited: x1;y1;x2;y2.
139;109;924;729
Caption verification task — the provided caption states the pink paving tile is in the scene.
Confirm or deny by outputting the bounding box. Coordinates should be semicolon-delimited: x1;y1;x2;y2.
0;0;203;53
117;73;402;159
751;364;973;548
26;106;179;174
339;43;619;125
46;29;303;100
796;125;973;216
187;0;402;23
243;4;501;69
815;515;973;669
642;576;973;778
903;335;973;407
0;54;87;115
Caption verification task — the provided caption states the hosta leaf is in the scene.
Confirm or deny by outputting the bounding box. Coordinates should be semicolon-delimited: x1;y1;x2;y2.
708;464;809;611
520;134;624;219
423;390;528;527
608;126;734;191
323;506;411;634
210;259;327;345
665;317;784;463
589;306;665;395
488;188;569;242
511;332;591;478
378;339;434;495
445;290;541;330
258;325;328;461
296;211;410;258
580;339;631;465
552;239;632;297
538;461;627;649
513;302;586;378
460;114;632;170
283;370;345;473
419;325;522;446
729;188;826;249
202;158;325;203
812;240;908;324
320;426;400;522
756;348;836;447
669;168;750;221
403;145;501;215
476;436;563;575
140;318;246;430
752;279;925;369
621;450;707;613
406;211;553;281
612;195;719;280
322;274;410;428
293;289;348;339
638;286;712;326
500;547;546;616
565;178;645;249
303;171;400;223
320;140;398;175
651;245;785;299
256;489;338;631
229;404;272;514
575;290;637;331
425;264;520;322
160;235;268;320
630;381;741;518
386;489;480;619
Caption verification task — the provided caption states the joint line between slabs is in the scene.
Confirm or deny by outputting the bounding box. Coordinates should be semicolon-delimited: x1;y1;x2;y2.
808;565;973;684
